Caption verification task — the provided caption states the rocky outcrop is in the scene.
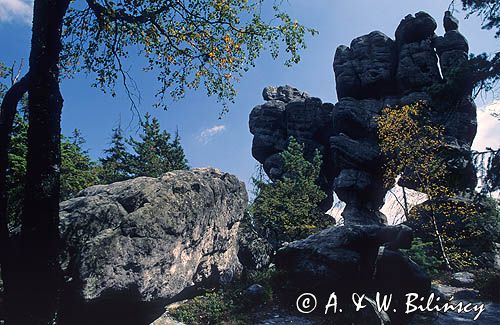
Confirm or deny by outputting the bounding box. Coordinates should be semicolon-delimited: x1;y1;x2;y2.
58;168;247;324
275;224;430;323
248;10;480;324
333;31;397;99
249;10;477;225
249;85;336;208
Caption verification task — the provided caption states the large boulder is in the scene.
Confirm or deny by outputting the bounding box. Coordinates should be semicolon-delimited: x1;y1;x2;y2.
58;168;247;324
395;11;437;44
275;224;430;323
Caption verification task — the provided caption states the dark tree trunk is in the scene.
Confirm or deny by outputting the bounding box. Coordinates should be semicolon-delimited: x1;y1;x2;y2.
0;75;30;244
0;76;30;324
3;0;70;323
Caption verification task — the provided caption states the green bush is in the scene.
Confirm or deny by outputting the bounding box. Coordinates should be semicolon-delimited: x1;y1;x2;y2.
402;237;442;275
171;268;278;324
250;137;332;247
171;291;240;324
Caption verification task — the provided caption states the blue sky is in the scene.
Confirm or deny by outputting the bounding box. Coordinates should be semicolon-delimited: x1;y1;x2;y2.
0;0;498;194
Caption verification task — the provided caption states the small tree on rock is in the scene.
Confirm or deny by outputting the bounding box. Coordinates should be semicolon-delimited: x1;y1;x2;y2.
251;137;332;247
377;101;486;270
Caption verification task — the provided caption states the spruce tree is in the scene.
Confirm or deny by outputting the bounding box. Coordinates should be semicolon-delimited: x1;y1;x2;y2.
128;113;188;178
170;129;189;171
99;124;131;184
7;117;98;227
251;137;332;247
60;130;99;200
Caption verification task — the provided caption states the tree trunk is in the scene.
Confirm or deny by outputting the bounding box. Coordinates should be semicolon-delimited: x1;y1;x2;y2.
0;75;30;324
428;206;452;271
402;186;409;220
0;75;30;244
4;0;70;323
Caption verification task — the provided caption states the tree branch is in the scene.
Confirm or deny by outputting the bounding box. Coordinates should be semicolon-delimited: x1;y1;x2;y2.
85;0;173;24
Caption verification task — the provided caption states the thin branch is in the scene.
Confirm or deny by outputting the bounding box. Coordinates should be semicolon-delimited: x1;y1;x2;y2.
10;60;24;86
86;0;173;24
110;21;141;118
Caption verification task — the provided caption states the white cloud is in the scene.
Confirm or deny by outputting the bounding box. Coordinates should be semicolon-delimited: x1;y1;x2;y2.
197;125;225;144
0;0;32;24
473;100;500;152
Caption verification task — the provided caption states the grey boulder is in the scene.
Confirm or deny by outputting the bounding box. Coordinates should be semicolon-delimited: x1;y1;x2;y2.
275;224;430;322
59;168;247;324
451;272;476;288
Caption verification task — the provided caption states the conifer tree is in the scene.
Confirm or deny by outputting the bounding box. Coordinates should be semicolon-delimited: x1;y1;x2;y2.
128;113;188;178
99;124;132;184
60;129;99;200
170;129;189;171
251;137;331;247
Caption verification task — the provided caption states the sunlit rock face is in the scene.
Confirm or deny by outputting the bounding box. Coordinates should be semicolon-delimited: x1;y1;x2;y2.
249;10;477;225
58;168;247;324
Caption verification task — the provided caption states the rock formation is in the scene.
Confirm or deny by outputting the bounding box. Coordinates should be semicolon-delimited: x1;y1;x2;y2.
249;11;477;225
58;168;247;324
249;85;336;208
249;11;478;323
275;224;430;322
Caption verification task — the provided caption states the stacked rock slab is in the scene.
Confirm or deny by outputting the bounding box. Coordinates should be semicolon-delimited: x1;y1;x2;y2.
250;11;477;323
249;85;336;208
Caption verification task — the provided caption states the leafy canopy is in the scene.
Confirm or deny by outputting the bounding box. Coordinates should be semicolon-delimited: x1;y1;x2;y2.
62;0;317;110
377;101;449;198
377;102;499;269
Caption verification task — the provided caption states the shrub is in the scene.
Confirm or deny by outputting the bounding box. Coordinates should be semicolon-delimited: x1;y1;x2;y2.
250;137;332;247
171;291;239;324
170;268;278;324
402;237;442;275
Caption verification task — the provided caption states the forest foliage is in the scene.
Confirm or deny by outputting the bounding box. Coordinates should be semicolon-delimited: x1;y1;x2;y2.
4;106;188;229
377;101;499;270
